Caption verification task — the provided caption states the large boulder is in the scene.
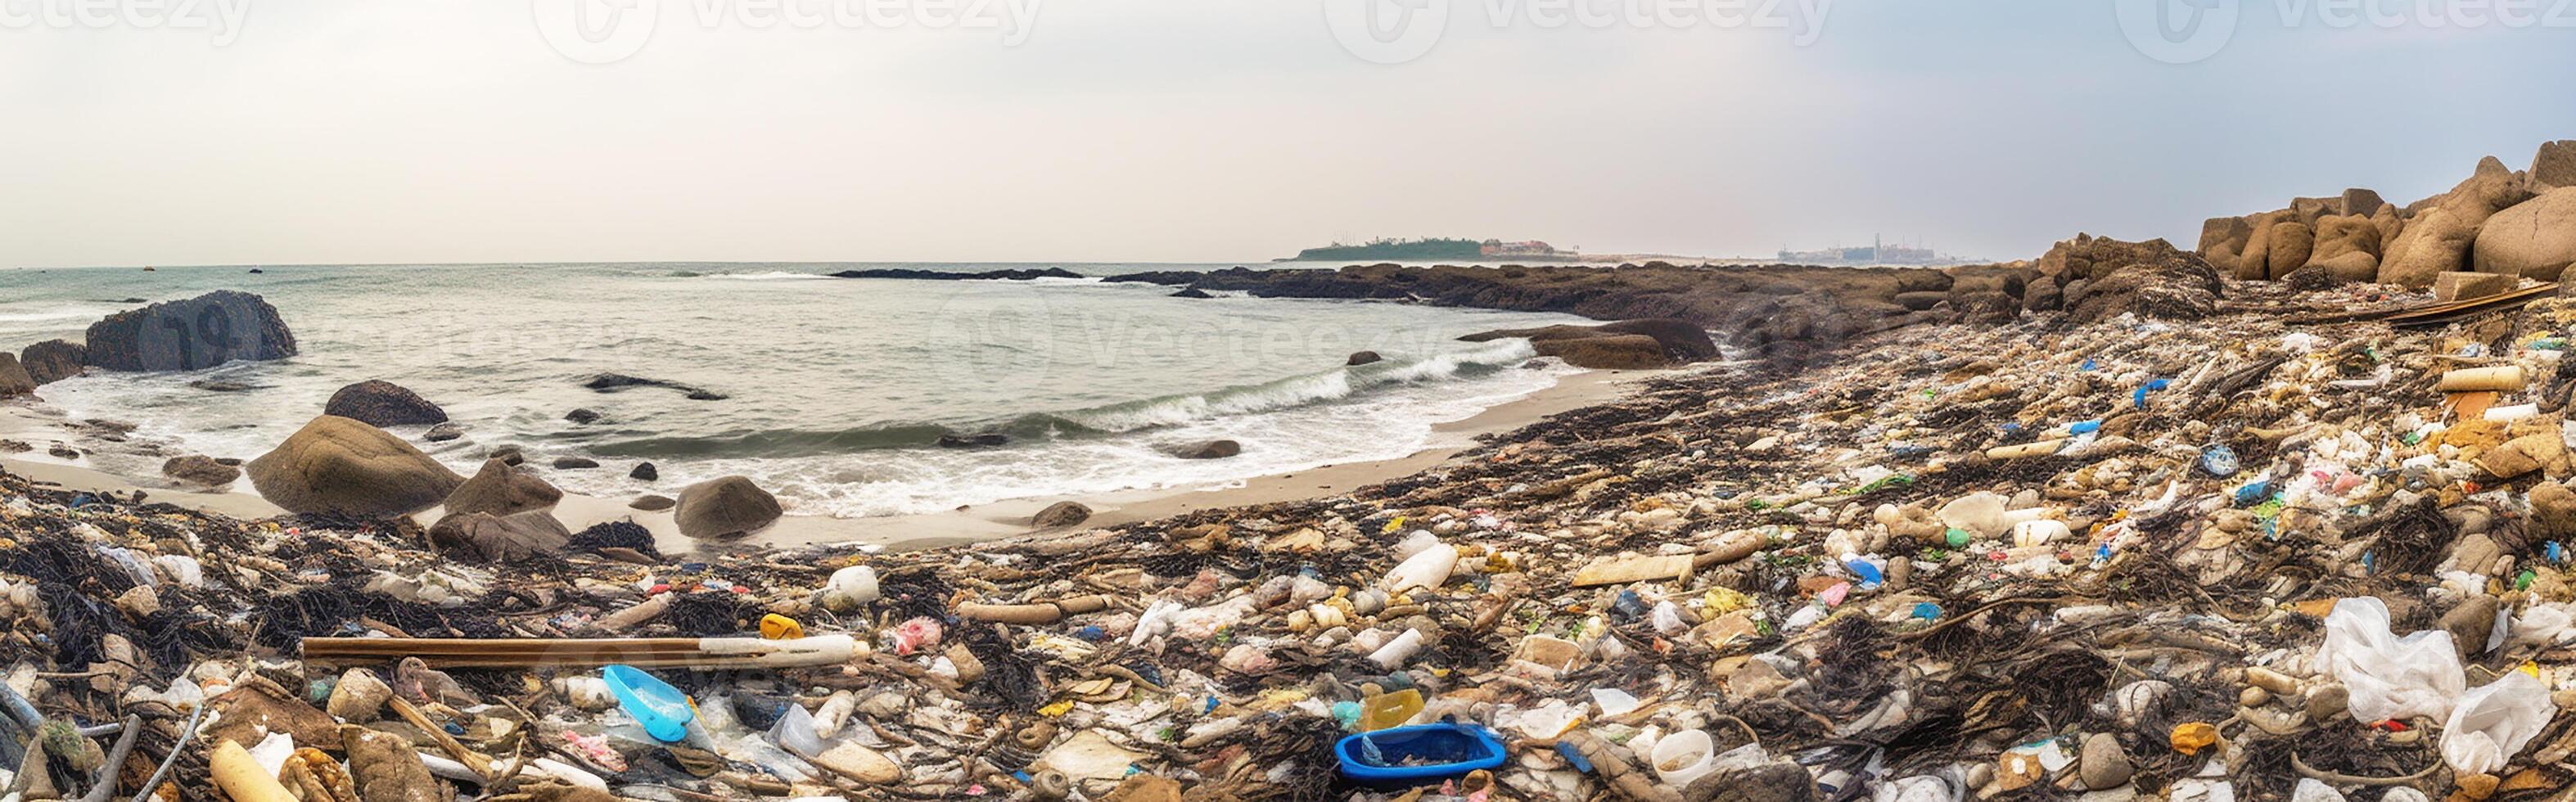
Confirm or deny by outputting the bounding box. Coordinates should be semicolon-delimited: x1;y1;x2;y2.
2265;220;2316;279
246;416;465;516
18;340;83;385
82;291;296;372
444;458;562;517
323;380;449;427
2306;214;2384;282
1167;439;1243;460
2473;187;2576;281
1459;318;1719;368
428;510;571;562
1032;501;1092;528
674;476;783;538
2532;140;2576;192
2380;156;2536;286
0;355;32;399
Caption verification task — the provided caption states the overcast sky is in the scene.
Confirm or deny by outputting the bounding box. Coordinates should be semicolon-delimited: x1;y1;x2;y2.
2;0;2572;268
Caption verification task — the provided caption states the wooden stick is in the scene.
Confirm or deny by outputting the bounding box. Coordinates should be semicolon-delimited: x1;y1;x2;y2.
387;697;493;778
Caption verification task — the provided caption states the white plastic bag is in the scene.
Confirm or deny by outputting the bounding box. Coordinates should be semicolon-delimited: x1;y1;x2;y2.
2440;671;2552;774
2314;597;2465;721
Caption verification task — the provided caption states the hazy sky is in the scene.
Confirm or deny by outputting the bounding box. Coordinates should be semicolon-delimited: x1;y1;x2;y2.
3;0;2572;268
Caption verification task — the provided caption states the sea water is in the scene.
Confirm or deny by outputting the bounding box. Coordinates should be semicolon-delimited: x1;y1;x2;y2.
0;263;1589;516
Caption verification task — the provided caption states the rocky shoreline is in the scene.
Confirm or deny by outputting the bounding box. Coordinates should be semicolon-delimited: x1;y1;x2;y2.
4;142;2576;800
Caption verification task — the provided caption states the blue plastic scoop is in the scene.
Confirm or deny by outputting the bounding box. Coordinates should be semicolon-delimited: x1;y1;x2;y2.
602;665;694;743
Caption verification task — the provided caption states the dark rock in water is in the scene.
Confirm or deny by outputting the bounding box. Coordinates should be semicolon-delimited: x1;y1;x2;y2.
46;444;79;460
0;355;34;398
630;493;677;511
19;340;84;385
323;380;449;427
1346;351;1383;366
579;373;727;401
1167;439;1241;460
82;291;296;372
0;440;28;453
246;416;464;516
428;510;570;562
565;408;602;425
1101;270;1205;286
422;423;462;443
162;455;240;487
938;433;1008;448
1032;501;1091;528
630;462;659;481
246;268;264;274
674;475;783;538
488;445;526;466
114;297;147;304
553;457;599;470
566;520;661;561
1169;287;1214;299
445;457;562;517
831;267;1083;281
188;379;264;392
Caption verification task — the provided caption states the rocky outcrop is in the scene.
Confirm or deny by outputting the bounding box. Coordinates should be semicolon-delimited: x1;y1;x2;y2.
0;355;33;398
2050;236;2226;325
2473;187;2576;281
246;416;465;516
428;510;570;562
444;458;562;517
162;455;241;487
1459;318;1720;369
19;340;83;385
832;267;1082;281
2307;214;2385;282
2380;156;2536;287
1346;351;1382;366
674;475;783;538
82;291;296;372
323;381;449;427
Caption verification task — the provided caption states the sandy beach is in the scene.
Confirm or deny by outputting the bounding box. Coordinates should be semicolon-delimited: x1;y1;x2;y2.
0;366;1650;555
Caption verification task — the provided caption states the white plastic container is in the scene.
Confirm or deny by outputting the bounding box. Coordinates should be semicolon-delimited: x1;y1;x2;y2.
1382;544;1459;593
1650;728;1717;788
1368;629;1426;669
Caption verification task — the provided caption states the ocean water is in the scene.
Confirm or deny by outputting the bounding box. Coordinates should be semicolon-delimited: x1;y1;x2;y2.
0;263;1590;517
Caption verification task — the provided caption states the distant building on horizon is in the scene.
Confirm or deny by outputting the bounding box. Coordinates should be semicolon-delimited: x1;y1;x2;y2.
1778;234;1969;266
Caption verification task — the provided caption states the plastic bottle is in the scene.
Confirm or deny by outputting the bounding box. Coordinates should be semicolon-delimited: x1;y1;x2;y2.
1369;629;1427;669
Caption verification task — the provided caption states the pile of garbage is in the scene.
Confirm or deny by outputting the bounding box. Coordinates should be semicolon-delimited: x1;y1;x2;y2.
18;268;2576;800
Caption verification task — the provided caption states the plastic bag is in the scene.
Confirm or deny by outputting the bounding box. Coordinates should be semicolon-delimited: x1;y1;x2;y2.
2440;671;2551;774
2314;597;2465;721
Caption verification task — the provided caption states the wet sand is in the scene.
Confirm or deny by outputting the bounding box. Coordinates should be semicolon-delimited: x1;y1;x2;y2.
0;367;1650;554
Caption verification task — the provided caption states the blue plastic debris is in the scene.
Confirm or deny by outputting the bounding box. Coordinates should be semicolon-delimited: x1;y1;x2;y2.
1337;723;1508;787
2068;419;2103;435
1845;558;1884;588
1554;741;1595;773
1911;602;1942;621
2233;480;2271;507
2133;378;2170;408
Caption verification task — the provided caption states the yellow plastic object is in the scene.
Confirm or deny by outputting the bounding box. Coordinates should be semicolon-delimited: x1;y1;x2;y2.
1360;687;1424;732
2170;722;2218;755
759;614;804;640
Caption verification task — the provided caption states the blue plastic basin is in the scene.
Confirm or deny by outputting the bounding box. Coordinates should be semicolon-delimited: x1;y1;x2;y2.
602;664;694;743
1335;723;1508;787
